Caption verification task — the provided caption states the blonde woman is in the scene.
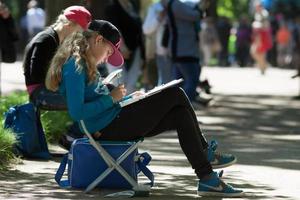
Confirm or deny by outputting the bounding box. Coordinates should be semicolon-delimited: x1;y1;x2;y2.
46;19;244;197
23;5;91;110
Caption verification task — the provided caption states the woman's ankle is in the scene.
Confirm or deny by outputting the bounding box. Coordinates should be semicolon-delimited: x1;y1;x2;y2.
200;172;215;181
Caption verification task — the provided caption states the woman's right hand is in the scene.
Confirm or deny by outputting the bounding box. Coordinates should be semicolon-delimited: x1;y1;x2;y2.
110;84;127;102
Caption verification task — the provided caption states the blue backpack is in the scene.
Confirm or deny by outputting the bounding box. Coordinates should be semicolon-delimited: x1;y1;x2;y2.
3;103;51;159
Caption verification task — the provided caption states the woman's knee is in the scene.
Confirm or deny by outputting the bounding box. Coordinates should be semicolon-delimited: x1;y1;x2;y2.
164;86;186;97
161;87;190;106
171;106;190;124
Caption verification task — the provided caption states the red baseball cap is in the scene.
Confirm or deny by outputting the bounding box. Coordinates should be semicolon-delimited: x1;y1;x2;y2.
88;20;124;67
63;6;91;30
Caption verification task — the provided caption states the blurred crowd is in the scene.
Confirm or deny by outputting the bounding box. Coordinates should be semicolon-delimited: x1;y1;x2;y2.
2;0;300;104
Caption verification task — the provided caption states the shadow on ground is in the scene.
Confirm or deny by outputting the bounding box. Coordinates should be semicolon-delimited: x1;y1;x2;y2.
0;168;289;200
195;94;300;171
0;94;298;199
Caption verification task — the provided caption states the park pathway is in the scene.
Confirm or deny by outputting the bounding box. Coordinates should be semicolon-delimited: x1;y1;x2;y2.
0;62;299;199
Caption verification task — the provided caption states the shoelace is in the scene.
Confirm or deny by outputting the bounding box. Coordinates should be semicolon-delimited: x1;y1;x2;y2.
209;140;218;151
220;179;235;190
207;140;218;161
216;171;236;191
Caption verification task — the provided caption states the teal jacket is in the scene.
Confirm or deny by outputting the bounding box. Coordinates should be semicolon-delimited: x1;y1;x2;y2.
59;57;121;134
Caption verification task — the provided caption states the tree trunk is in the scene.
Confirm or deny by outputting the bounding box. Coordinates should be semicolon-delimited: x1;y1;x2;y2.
207;0;218;20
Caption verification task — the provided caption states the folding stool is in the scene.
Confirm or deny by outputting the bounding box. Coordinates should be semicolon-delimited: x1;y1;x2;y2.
79;120;153;194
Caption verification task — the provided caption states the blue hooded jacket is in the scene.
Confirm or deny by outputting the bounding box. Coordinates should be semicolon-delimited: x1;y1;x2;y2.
59;57;121;134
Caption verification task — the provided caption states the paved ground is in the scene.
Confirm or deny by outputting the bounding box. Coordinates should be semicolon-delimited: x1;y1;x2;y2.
0;61;300;199
0;61;26;95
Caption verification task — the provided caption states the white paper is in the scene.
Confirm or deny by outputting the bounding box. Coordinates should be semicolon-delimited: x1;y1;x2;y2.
119;79;184;107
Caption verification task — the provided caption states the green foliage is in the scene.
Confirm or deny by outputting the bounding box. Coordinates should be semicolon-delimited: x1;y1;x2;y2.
217;0;250;20
0;92;28;116
0;128;16;168
41;110;72;143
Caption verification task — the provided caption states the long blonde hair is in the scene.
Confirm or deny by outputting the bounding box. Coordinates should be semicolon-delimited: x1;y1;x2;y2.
51;14;70;29
46;31;98;91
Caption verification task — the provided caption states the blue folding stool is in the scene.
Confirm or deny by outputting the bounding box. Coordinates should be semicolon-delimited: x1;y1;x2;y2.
79;120;153;194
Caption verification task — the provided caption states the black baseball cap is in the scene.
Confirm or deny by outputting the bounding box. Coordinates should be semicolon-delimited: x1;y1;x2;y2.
88;20;124;67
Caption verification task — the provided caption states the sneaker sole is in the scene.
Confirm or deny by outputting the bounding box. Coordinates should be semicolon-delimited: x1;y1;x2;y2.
212;157;237;169
197;191;244;197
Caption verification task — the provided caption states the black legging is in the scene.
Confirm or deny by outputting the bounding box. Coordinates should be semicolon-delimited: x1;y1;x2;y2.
100;87;213;179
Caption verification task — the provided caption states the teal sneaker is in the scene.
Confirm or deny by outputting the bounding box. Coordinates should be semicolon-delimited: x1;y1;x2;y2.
207;140;237;169
198;172;243;197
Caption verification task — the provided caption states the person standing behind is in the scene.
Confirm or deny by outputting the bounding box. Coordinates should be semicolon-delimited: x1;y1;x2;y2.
105;0;145;93
23;6;91;110
216;16;232;67
26;0;46;40
236;15;252;67
0;1;18;96
0;1;18;63
162;0;212;107
143;1;172;85
276;20;292;67
200;17;220;66
292;16;300;79
250;1;272;75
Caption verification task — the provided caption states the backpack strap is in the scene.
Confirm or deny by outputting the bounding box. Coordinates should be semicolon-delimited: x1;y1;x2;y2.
136;152;154;187
54;153;71;188
3;106;17;128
